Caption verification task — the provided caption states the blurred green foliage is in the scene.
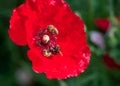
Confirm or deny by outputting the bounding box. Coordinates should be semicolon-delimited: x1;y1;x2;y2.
0;0;120;86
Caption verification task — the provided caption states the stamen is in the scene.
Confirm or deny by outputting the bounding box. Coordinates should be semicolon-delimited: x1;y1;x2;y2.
49;45;61;54
59;51;63;56
54;45;61;53
47;25;59;35
33;25;62;57
43;49;52;57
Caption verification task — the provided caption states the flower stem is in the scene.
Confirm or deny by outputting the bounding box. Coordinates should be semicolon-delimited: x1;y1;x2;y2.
58;80;68;86
109;0;114;17
109;0;118;26
88;0;94;29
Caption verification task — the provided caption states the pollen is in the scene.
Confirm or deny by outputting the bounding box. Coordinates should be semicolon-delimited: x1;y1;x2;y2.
47;25;59;35
43;49;52;57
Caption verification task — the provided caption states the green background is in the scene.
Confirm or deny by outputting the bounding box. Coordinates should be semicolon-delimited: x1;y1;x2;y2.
0;0;120;86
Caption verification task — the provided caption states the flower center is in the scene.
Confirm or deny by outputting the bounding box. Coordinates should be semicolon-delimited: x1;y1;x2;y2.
33;25;62;57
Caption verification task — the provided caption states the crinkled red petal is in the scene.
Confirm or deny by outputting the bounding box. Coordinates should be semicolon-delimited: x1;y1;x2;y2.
8;4;27;46
27;26;90;79
27;44;90;79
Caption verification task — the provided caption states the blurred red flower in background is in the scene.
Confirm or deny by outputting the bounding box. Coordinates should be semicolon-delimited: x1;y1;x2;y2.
95;17;120;31
8;0;90;79
103;54;120;70
95;17;120;70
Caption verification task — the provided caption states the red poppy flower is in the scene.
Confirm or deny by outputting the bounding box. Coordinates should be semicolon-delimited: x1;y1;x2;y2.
95;17;120;31
8;0;90;79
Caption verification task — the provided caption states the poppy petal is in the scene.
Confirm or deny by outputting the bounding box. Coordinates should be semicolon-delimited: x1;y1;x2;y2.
8;4;27;46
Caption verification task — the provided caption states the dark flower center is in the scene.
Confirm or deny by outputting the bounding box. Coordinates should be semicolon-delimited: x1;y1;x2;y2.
33;25;62;57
